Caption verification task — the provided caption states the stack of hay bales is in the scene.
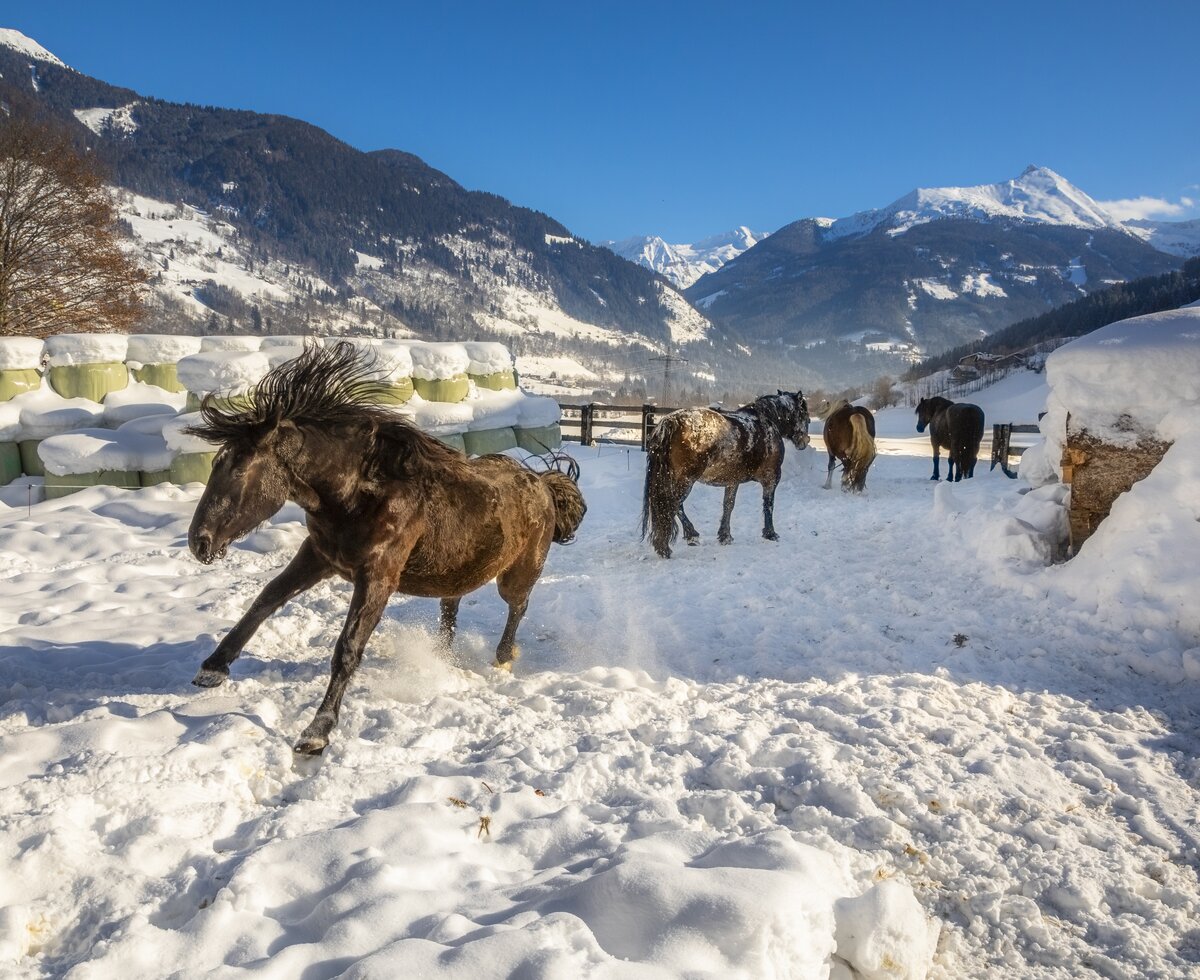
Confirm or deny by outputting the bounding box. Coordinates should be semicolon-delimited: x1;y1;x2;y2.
0;337;44;483
464;388;522;455
125;335;202;392
464;342;518;390
13;388;105;478
45;334;129;403
199;335;262;352
38;415;176;499
515;393;563;453
361;340;414;404
162;413;219;485
402;397;473;453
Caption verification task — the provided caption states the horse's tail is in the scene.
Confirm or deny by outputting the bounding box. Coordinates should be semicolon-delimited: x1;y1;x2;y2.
847;412;877;490
541;470;587;544
641;415;683;556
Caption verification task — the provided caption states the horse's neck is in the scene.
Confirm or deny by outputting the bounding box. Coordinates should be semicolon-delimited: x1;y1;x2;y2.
288;428;374;513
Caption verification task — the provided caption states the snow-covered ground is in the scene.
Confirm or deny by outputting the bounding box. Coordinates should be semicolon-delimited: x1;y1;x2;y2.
2;400;1199;977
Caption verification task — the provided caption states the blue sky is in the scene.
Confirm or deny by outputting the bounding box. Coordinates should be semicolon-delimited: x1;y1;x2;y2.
5;1;1198;243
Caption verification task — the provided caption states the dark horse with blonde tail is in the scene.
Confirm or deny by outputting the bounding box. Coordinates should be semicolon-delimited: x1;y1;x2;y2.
641;391;810;558
186;343;586;755
915;396;985;482
821;400;877;492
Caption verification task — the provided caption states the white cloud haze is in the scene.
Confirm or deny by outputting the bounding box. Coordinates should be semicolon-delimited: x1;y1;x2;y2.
1099;194;1197;222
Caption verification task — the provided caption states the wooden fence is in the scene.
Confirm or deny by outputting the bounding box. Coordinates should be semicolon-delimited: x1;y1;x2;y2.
990;423;1041;478
559;403;677;450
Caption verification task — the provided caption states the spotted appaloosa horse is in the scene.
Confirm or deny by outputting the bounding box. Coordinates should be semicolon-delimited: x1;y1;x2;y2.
641;391;810;558
186;342;586;754
915;396;985;481
821;400;877;492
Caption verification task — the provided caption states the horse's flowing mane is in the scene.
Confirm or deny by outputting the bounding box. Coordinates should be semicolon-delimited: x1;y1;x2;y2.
823;398;850;420
186;342;413;444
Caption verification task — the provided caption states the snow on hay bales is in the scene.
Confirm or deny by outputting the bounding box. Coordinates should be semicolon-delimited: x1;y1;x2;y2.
406;342;471;402
464;341;517;390
1042;301;1200;549
44;333;129;402
38;416;176;498
125;335;202;392
177;350;271;411
102;380;186;427
198;335;262;352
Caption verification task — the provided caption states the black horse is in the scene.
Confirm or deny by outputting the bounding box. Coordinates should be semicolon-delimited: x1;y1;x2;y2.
641;391;810;558
821;400;877;492
915;396;985;481
185;343;586;754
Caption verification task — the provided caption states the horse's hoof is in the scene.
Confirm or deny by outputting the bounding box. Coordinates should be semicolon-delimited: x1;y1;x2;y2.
763;532;780;542
718;536;733;546
686;538;700;547
192;667;229;688
293;736;327;756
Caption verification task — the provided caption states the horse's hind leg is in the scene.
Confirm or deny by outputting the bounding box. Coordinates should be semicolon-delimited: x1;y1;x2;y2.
194;540;331;687
718;485;738;544
295;575;392;755
760;478;780;541
678;503;700;545
823;451;836;490
439;597;462;645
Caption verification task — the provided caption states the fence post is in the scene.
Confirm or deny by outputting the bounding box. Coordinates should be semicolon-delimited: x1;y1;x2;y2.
580;404;594;446
641;404;656;451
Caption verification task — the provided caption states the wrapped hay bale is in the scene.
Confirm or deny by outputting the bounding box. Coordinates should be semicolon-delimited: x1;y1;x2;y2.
464;341;517;390
13;388;104;477
199;335;262;352
464;386;523;456
0;442;19;485
0;337;45;402
515;393;563;452
399;395;472;453
44;333;129;402
163;412;218;484
407;342;470;402
365;340;414;405
125;335;202;392
38;414;174;498
177;350;271;413
102;380;187;427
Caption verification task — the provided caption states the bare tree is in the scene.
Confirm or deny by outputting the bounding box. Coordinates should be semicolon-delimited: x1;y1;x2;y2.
0;114;146;338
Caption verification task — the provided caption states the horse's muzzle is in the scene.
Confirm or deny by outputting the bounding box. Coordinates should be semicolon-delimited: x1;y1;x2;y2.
190;530;227;565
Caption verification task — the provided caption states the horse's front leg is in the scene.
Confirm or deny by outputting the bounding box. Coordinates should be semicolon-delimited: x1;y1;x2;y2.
930;439;941;481
760;479;780;541
294;574;393;755
194;540;332;687
718;485;738;544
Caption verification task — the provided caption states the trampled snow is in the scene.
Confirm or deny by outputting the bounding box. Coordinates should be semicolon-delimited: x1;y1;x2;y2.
2;396;1199;976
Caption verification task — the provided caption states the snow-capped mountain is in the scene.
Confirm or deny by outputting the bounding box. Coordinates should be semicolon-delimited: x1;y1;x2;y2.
605;227;769;289
0;27;67;68
1125;218;1200;258
825;165;1125;241
686;166;1182;382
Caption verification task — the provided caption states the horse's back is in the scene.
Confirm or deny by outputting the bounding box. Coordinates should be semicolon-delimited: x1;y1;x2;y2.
947;403;985;442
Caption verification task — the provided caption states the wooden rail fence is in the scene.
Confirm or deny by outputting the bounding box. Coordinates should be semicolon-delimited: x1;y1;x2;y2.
559;403;677;450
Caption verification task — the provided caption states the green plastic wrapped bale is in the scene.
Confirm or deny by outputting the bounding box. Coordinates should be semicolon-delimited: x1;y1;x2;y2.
413;374;469;403
372;378;414;405
132;363;185;393
185;392;253;414
170;451;216;485
0;443;21;484
0;368;41;402
516;424;562;453
435;433;467;454
469;370;517;391
463;427;518;457
18;440;44;477
140;468;174;488
47;362;129;402
45;469;140;500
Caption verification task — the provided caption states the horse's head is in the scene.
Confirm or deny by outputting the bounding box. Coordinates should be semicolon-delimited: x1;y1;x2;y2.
778;389;811;449
914;397;946;433
188;421;302;565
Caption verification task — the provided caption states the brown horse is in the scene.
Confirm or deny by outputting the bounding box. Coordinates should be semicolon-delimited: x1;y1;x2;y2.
641;391;810;558
915;396;985;481
185;342;586;755
821;400;877;492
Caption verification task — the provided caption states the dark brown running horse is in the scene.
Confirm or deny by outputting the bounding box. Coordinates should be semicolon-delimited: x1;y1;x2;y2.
186;342;586;755
641;391;810;558
915;396;985;482
821;400;877;492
